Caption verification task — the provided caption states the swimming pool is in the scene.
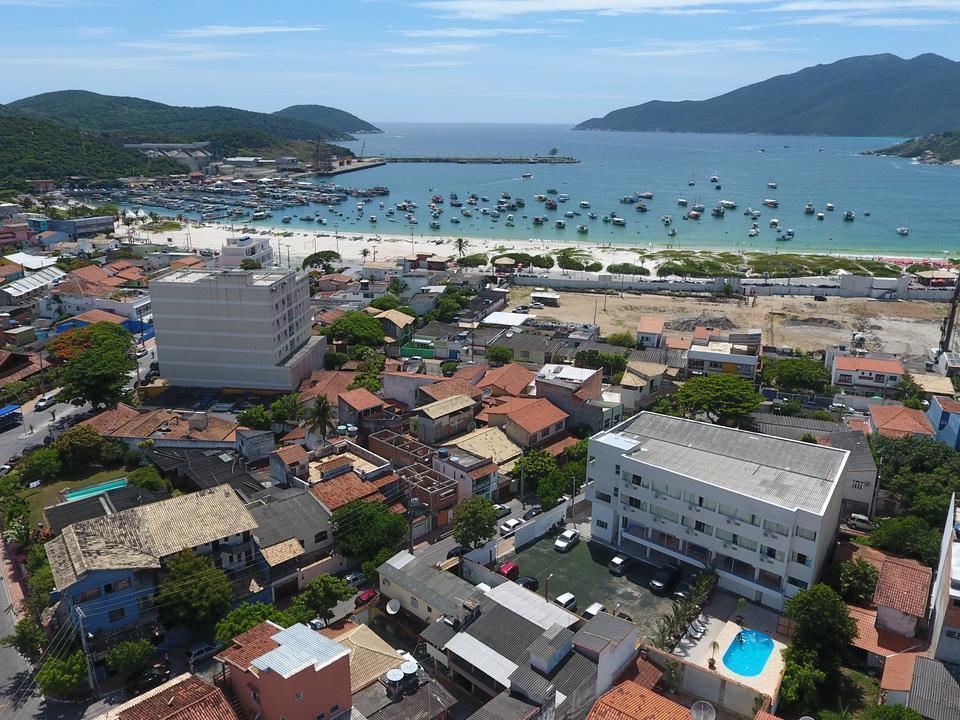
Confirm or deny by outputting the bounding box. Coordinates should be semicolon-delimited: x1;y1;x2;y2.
722;629;775;677
64;478;128;502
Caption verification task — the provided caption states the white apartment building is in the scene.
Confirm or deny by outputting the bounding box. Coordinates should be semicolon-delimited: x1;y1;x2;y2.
587;413;849;610
686;329;761;382
151;267;325;390
931;494;960;664
218;235;274;268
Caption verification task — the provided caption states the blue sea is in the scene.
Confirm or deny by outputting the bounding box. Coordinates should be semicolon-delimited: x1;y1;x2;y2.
153;123;960;257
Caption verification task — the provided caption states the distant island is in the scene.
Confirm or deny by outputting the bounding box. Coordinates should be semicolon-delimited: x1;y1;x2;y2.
869;130;960;165
575;53;960;137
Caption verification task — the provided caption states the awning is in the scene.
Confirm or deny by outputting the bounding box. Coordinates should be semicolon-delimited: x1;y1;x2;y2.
0;404;22;418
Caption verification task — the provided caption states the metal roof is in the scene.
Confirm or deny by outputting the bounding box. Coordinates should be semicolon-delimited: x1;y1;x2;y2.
467;691;540;720
251;623;349;679
1;266;65;297
485;582;580;630
908;657;960;720
247;488;330;548
446;632;518;687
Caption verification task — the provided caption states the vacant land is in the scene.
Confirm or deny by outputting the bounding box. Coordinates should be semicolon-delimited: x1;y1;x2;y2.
509;287;942;362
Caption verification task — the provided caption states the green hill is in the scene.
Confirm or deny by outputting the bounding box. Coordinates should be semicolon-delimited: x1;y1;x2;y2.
274;105;381;134
575;54;960;137
0;116;187;187
871;130;960;164
8;90;356;142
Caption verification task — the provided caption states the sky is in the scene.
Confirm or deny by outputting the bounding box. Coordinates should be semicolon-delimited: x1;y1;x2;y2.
1;0;959;123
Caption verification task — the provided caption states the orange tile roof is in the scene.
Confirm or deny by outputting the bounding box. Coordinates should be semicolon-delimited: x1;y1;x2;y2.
308;470;398;511
636;316;665;334
216;622;281;670
70;264;110;283
419;378;482;403
881;653;919;692
874;557;932;618
80;403;143;435
847;605;925;658
281;426;306;441
478;396;539;424
317;309;345;325
274;445;308;466
508;398;568;434
297;371;356;405
693;325;711;340
848;419;871;435
937;397;960;414
869;405;934;438
453;363;489;382
754;712;786;720
113;674;239;720
81;404;237;442
101;275;129;287
70;309;126;325
171;256;205;269
665;336;691;350
477;363;535;396
588;682;690;720
338;388;383;412
624;656;664;689
107;260;135;271
541;433;579;457
834;355;905;375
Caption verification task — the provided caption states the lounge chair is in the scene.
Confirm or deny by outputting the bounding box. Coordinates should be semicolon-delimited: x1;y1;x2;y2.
686;623;705;640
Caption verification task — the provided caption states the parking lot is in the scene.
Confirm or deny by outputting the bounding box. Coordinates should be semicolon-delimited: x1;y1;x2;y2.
503;534;674;642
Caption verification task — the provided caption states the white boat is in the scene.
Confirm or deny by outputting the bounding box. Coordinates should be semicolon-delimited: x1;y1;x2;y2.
803;203;815;214
769;218;780;228
709;175;719;183
719;200;737;209
748;227;759;237
897;226;910;236
611;217;626;226
816;212;825;220
450;217;460;224
576;224;588;233
558;194;570;203
762;198;779;208
843;210;855;222
579;200;590;208
430;220;441;229
555;219;566;229
826;203;835;211
677;198;688;206
767;180;777;189
369;215;377;223
668;227;678;237
521;172;533;179
661;215;672;225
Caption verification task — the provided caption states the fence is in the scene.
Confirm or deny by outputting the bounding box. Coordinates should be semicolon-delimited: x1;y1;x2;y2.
461;557;511;588
512;501;568;549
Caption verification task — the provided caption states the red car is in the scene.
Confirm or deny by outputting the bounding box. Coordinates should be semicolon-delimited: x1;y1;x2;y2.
355;589;379;608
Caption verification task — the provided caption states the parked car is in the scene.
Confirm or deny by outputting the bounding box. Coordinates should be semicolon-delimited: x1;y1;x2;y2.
582;602;606;621
342;570;365;588
34;395;57;411
608;555;632;576
847;513;877;532
554;592;577;610
522;505;543;521
499;518;523;536
128;664;171;695
493;503;511;520
649;564;681;594
672;577;695;601
308;617;327;631
135;347;149;358
185;642;222;667
497;561;520;580
355;589;379;608
447;545;470;559
515;575;539;591
554;529;580;552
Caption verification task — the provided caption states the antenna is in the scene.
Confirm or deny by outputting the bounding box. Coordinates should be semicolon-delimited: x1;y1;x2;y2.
690;701;716;720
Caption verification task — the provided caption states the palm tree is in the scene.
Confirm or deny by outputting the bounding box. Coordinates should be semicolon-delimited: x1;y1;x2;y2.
304;397;334;444
387;277;407;297
360;248;371;261
454;236;469;259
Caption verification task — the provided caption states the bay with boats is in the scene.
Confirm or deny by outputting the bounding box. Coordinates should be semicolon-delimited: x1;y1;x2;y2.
120;123;960;259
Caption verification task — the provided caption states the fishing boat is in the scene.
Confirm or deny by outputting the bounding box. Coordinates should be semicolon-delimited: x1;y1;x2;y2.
533;216;544;225
611;217;626;226
430;220;441;229
748;227;759;237
677;198;688;207
688;179;695;186
251;210;270;220
502;191;511;199
545;199;558;210
369;215;377;223
751;210;761;220
843;210;855;222
720;200;737;209
588;212;598;220
564;210;575;218
767;180;778;189
579;200;590;208
449;192;458;200
668;228;678;237
803;203;815;214
711;206;725;218
897;226;910;236
762;198;779;208
692;203;706;213
817;212;825;220
635;203;648;213
619;195;635;204
826;203;835;211
784;229;795;239
687;210;701;220
662;215;672;225
534;194;546;202
450;216;460;224
555;219;566;229
769;218;780;228
864;210;871;217
638;191;654;199
521;172;533;179
281;216;292;224
577;224;588;233
431;195;443;204
462;209;473;217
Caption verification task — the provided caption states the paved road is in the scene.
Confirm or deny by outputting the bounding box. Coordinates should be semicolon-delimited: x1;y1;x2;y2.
0;400;91;467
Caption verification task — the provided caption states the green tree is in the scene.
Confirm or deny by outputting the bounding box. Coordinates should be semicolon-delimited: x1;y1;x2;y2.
329;311;384;346
778;648;826;715
895;370;925;407
331;500;407;559
486;345;513;366
302;250;341;273
2;618;46;662
53;425;104;469
304;397;335;443
269;394;303;425
387;277;408;297
127;465;169;492
575;349;628;376
36;650;87;698
452;496;497;550
538;464;582;510
867;515;941;565
511;449;557;496
215;602;293;644
776;357;831;392
863;707;924;720
236;404;271;430
54;323;136;408
605;332;637;348
369;294;402;311
106;639;154;675
458;253;488;268
100;439;128;466
785;584;857;673
440;360;460;376
18;448;62;483
324;351;349;370
157;550;232;630
292;574;354;623
362;547;396;582
839;558;879;606
239;258;261;270
673;374;763;425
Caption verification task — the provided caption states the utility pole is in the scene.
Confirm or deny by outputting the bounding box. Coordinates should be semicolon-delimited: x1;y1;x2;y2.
519;448;526;508
76;608;98;697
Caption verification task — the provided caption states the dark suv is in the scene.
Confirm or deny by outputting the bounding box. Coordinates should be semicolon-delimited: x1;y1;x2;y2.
649;564;681;594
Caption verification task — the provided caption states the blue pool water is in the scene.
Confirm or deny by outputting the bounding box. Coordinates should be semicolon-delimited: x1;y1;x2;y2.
65;478;128;502
722;629;774;677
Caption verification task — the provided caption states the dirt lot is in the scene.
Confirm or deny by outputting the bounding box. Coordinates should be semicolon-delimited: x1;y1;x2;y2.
509;287;943;362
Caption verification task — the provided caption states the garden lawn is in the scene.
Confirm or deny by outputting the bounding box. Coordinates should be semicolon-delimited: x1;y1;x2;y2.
26;468;128;526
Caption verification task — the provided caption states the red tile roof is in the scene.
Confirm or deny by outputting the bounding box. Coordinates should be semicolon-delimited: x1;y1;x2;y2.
317;309;345;325
834;355;905;375
477;363;535;396
508;398;568;435
274;445;308;466
754;712;786;720
665;336;691;350
478;396;539;424
81;404;237;442
847;605;925;658
281;426;306;442
309;470;398;511
114;674;239;720
874;557;932;618
636;316;665;334
588;682;690;720
217;623;281;670
541;433;579;457
693;326;711;340
80;403;143;435
623;656;664;689
70;309;126;325
881;653;919;692
419;377;482;403
453;363;489;382
938;397;960;414
869;405;934;438
339;388;383;412
70;264;110;283
297;371;357;405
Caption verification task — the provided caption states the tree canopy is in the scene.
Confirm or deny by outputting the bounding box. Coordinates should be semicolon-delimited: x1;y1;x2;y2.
302;250;341;273
839;558;879;606
331;500;407;559
51;323;136;408
785;583;857;672
215;602;294;643
328;311;384;346
53;425;104;468
672;374;763;424
157;550;232;630
106;639;154;675
291;574;354;623
452;496;497;550
774;357;831;392
485;345;513;366
36;650;87;698
866;515;941;565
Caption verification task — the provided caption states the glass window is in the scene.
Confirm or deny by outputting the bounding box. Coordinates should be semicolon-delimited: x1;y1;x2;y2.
596;491;612;504
736;535;757;552
75;587;101;603
763;519;790;536
715;528;734;543
761;545;784;561
791;551;811;567
108;607;125;622
650;504;679;523
628;496;646;511
596;519;608;530
410;597;419;608
615;464;621;475
787;576;809;589
314;530;328;544
795;526;817;542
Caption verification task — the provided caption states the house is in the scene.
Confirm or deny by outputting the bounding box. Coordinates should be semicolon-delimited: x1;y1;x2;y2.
535;364;621;432
368;429;435;468
831;355;905;395
398;463;459;540
417;377;483;406
0;265;66;305
493;332;554;366
43;485;170;534
618;360;670;413
236;427;275;461
881;656;960;720
91;673;240;720
874;556;932;638
480;397;568;450
588;681;691;720
928;396;960;449
588;412;850;610
338;388;385;427
914;373;957;398
686;327;761;382
376;308;416;345
635;316;666;349
815;431;878;516
219;234;273;268
145;446;269;501
383;371;439;409
81;404;239;450
45;487;260;674
297;370;357;409
0;349;43;389
439;426;522;501
217;622;352;720
38;276;151;322
868;404;935;439
416;394;478;444
476;363;535;397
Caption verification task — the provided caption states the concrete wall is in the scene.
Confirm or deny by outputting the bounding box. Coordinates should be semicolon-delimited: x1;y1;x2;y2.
461;557;511;588
513;502;568;549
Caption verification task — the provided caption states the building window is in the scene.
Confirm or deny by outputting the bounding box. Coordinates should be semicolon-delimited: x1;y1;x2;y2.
838;373;853;384
628;496;646;511
108;607;125;622
295;692;303;702
763;519;789;536
795;526;817;542
792;551;811;567
613;487;619;497
314;530;328;544
947;630;960;639
615;464;621;475
104;578;131;594
410;597;419;608
650;504;679;523
75;587;102;603
596;519;608;530
787;576;809;590
596;491;612;504
761;545;784;561
852;480;865;490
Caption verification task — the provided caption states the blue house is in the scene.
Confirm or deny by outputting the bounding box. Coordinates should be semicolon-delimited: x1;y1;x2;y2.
927;395;960;449
45;486;260;678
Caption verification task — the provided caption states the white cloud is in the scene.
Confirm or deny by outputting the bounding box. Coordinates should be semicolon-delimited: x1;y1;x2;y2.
788;12;952;24
393;60;471;67
768;0;960;10
382;42;483;55
75;26;116;38
417;0;759;19
593;38;787;56
170;25;323;38
401;27;538;37
119;41;251;61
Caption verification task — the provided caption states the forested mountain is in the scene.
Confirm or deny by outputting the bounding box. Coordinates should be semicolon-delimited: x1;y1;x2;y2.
575;54;960;137
8;90;357;142
274;105;381;134
871;130;960;164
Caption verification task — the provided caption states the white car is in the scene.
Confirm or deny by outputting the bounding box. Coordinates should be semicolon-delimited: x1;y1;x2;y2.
499;518;523;536
34;395;57;411
342;570;365;587
554;529;580;552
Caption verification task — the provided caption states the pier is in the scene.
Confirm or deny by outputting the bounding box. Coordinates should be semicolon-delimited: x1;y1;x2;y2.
383;156;578;164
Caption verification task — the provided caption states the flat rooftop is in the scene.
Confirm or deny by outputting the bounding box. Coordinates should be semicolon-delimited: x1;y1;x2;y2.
155;267;295;287
596;412;848;514
308;450;379;481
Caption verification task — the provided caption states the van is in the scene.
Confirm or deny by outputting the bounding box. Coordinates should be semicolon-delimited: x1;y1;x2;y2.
608;556;631;576
554;592;577;611
582;602;606;620
497;561;520;581
847;514;877;531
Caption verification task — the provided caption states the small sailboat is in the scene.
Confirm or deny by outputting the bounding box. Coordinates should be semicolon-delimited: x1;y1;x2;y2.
748;227;759;237
826;203;835;211
817;212;825;220
579;200;590;208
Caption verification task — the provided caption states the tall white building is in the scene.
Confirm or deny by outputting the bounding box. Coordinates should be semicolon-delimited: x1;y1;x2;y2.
587;413;849;610
151;267;324;390
218;234;274;268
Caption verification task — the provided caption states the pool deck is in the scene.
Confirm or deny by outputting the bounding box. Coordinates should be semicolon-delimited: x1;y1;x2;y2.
672;592;787;699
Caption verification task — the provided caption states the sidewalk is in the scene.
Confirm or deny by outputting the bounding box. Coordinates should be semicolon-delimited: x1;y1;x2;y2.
0;537;25;620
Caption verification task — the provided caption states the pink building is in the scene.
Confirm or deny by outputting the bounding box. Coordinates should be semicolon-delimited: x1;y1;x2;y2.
217;622;352;720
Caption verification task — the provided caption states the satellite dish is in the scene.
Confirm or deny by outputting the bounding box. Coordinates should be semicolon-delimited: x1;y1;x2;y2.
386;598;401;615
690;701;716;720
799;717;815;720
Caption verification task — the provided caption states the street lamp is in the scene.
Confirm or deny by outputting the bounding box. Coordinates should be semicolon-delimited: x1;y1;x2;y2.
543;572;554;602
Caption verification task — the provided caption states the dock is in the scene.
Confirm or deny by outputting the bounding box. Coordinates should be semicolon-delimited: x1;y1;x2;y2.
383;156;578;165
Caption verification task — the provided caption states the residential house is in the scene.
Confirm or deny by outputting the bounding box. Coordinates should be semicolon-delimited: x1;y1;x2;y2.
0;265;66;305
383;372;439;410
686;327;762;382
45;487;260;674
338;388;385;428
588;681;692;720
493;332;554;366
91;673;240;720
480;397;568;450
38;276;151;322
81;404;239;450
416;394;478;444
219;234;273;268
535;364;621;432
368;429;435;468
417;377;484;406
145;446;269;502
236;427;275;461
868;404;935;439
476;363;535;397
297;370;357;409
43;485;170;534
588;412;850;610
831;355;905;396
635;316;666;349
928;396;960;449
398;463;459;539
376;308;416;346
217;622;352;720
618;360;670;413
881;656;960;720
816;431;879;517
438;427;522;501
0;349;43;389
